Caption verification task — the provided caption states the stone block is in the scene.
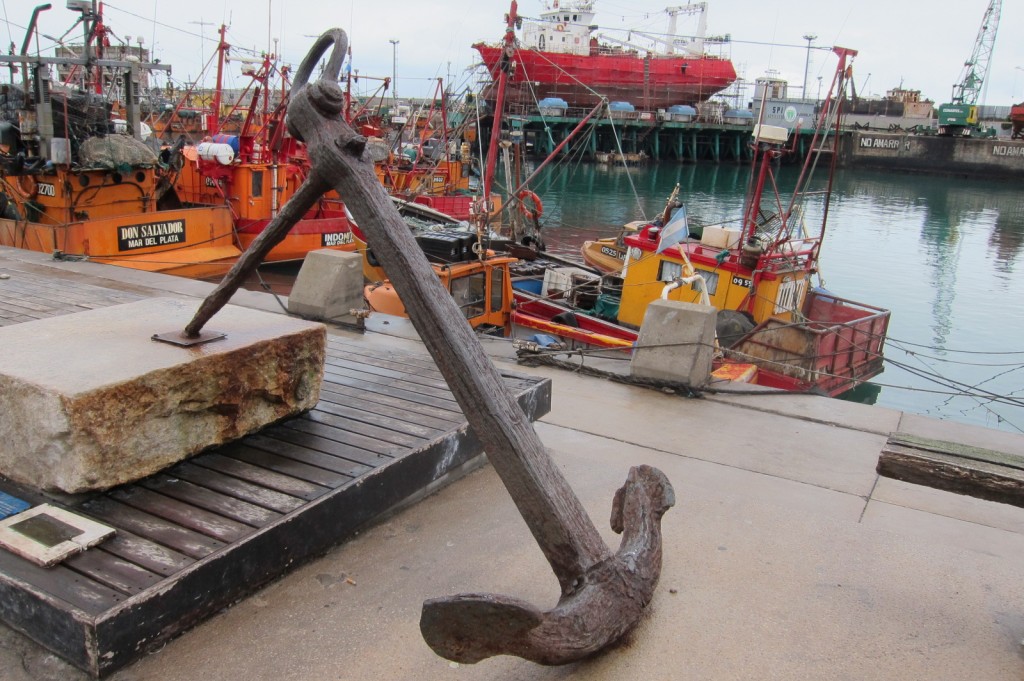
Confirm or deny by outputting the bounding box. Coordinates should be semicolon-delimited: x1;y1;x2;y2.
630;299;716;386
288;249;364;322
0;298;325;493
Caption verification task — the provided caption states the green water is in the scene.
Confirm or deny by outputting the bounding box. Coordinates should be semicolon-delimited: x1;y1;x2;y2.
524;162;1024;434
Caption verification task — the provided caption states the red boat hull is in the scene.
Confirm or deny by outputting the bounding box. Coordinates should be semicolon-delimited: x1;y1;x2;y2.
474;44;737;109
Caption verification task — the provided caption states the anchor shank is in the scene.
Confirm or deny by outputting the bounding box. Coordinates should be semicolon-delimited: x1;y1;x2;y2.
185;175;331;337
292;85;613;587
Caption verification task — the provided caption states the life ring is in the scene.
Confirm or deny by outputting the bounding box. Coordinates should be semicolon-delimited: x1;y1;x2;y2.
517;190;543;220
11;175;37;200
555;23;565;31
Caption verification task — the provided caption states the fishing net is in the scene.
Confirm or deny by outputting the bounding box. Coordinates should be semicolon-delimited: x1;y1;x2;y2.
78;135;158;169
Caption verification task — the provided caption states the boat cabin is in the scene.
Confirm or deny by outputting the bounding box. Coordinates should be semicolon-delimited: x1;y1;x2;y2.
616;221;819;330
364;254;516;335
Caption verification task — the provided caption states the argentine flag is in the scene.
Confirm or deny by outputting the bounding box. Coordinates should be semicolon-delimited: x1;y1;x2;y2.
656;205;688;254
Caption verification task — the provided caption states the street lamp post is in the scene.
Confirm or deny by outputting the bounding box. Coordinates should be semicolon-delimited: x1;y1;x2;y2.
802;33;816;101
389;39;399;106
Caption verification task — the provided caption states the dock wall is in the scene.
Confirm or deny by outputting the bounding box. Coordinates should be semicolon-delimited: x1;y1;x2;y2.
485;107;1024;178
840;132;1024;179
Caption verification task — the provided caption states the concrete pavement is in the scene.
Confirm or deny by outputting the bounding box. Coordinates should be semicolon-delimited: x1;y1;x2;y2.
1;248;1022;679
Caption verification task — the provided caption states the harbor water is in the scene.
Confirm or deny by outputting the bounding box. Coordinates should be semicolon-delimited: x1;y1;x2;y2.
527;163;1024;434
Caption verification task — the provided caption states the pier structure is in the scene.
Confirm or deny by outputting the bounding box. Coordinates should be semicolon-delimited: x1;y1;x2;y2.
477;103;1024;178
487;104;760;164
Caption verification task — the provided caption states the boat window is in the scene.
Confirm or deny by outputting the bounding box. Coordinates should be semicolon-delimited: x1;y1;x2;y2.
251;170;263;198
658;260;683;282
452;273;487;320
490;267;505;313
700;270;719;295
774;277;807;314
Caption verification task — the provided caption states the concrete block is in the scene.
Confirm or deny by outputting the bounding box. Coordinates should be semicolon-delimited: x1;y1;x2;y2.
630;299;716;386
0;298;325;493
288;249;364;322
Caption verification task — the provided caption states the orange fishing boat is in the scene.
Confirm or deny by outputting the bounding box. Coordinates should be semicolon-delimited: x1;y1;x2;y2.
169;24;357;263
0;5;241;278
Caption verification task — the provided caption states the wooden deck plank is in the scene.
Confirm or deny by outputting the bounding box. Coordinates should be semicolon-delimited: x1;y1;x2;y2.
94;530;195;578
290;409;429;450
321;370;462;411
317;383;464;428
243;434;375;479
141;476;282;528
192;453;332;500
319;369;456;404
323;359;455;395
325;358;454;396
265;423;397;463
324;353;450;385
327;338;442;372
222;443;356;489
0;551;126;615
107;487;254;544
63;549;165;596
168;462;306;515
79;498;227;560
307;399;449;440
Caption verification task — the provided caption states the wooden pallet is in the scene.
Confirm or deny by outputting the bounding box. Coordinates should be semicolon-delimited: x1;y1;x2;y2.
0;335;551;677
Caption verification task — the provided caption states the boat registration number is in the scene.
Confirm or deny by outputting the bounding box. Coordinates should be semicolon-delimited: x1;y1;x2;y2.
600;245;625;260
37;183;56;197
731;275;752;288
117;219;186;251
322;232;354;247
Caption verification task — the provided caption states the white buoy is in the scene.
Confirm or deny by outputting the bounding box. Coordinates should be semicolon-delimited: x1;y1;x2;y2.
196;142;235;165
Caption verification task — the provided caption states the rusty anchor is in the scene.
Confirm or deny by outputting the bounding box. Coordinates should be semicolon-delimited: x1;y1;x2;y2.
184;29;675;665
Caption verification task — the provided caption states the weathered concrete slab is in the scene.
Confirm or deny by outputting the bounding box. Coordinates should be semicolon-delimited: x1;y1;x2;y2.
0;298;324;493
288;249;363;323
630;299;716;386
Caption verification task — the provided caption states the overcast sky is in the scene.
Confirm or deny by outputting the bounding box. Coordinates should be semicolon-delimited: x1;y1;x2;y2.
8;0;1024;108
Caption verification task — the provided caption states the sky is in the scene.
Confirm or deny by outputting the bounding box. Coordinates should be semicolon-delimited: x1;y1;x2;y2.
6;0;1024;108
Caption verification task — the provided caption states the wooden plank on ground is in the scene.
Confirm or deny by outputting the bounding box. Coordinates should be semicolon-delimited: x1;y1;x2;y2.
309;396;449;440
64;548;165;595
107;487;254;543
317;383;464;427
0;550;126;615
141;476;283;528
286;410;425;450
192;452;332;500
79;498;227;560
321;371;461;411
169;462;306;514
323;363;457;400
94;529;195;578
877;433;1024;508
243;434;374;479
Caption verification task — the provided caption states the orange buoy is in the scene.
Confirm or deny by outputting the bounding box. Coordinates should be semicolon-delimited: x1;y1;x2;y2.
517;189;543;220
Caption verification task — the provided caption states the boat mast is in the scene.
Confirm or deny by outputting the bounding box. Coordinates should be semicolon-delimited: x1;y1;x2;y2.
208;24;229;134
89;2;108;95
783;46;857;253
481;1;518;205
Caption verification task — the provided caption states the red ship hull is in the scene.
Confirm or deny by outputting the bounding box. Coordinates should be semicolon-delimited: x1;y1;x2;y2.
474;44;737;110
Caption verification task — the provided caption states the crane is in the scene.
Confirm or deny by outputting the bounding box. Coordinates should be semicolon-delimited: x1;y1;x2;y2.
936;0;1001;136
